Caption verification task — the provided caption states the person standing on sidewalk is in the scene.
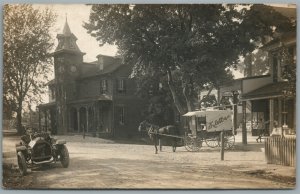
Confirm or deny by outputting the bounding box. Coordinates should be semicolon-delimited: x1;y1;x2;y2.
256;118;264;143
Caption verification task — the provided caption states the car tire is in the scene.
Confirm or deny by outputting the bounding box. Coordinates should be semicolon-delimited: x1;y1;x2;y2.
17;152;27;176
60;145;69;168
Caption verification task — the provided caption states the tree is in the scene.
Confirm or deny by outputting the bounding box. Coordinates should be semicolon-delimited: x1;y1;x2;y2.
84;4;293;115
200;95;218;108
238;49;270;77
280;45;296;97
3;5;56;134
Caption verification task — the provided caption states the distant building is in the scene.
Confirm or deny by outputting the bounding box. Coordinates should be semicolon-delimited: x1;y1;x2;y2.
38;19;146;137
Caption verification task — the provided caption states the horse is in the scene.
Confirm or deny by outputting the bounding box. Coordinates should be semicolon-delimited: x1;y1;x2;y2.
138;120;179;154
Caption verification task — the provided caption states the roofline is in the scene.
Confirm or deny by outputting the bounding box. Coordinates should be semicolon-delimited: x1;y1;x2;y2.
241;74;271;80
96;54;120;59
46;80;56;86
52;49;86;56
261;31;296;50
79;63;130;80
240;94;283;101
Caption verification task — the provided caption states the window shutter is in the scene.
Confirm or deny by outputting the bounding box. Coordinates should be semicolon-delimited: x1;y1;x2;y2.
123;79;126;94
105;80;108;92
116;79;119;92
100;81;103;94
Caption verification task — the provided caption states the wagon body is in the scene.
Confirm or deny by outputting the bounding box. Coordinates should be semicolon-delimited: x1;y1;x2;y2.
182;109;235;151
183;109;233;133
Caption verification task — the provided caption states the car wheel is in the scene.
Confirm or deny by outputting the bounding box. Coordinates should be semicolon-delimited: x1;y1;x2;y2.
17;152;27;176
60;145;69;168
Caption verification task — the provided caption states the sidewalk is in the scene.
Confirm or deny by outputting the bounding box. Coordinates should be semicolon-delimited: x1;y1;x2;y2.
234;131;265;151
234;131;296;180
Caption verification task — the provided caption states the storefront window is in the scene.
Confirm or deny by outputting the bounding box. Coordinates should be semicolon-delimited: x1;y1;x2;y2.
251;100;269;136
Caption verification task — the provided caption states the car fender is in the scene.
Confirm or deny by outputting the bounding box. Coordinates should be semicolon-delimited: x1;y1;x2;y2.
16;145;26;152
56;139;66;145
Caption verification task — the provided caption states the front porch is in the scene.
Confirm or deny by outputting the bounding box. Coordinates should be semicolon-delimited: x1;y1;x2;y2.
39;96;114;137
68;100;113;137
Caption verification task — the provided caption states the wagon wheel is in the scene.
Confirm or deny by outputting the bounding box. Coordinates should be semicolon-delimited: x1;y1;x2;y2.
184;136;202;152
205;135;220;148
224;133;235;150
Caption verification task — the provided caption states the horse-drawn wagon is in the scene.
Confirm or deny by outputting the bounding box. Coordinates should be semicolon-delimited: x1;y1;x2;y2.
183;109;235;152
139;109;235;153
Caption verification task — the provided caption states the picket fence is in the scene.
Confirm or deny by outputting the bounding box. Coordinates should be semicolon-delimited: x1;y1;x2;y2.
265;135;296;167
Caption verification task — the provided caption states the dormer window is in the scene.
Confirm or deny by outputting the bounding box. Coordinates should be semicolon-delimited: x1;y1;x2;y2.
98;57;104;70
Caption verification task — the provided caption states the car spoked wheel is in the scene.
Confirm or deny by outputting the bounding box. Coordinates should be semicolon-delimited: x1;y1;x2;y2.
17;152;27;176
60;145;69;168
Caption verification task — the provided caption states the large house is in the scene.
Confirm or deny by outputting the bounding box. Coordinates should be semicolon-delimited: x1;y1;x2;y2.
38;20;146;137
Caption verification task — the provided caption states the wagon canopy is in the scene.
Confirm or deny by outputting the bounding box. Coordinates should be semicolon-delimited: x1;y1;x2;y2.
183;110;233;132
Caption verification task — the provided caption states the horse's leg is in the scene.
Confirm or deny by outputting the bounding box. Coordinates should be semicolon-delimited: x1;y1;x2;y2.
159;138;162;151
154;135;158;154
172;137;177;152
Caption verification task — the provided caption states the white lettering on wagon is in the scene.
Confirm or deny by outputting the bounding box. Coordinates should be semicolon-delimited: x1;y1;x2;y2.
207;114;231;131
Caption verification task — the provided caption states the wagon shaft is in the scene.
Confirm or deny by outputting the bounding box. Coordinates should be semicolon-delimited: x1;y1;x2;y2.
148;132;184;139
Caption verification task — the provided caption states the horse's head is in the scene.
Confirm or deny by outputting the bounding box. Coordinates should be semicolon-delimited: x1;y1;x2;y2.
138;120;148;132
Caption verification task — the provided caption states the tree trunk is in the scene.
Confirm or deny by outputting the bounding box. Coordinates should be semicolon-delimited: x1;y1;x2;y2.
166;69;186;115
16;101;23;135
183;85;195;112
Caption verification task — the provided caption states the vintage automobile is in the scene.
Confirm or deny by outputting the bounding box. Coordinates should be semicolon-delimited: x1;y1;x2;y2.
15;130;69;175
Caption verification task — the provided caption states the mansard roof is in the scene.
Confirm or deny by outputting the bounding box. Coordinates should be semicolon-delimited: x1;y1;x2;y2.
80;55;126;79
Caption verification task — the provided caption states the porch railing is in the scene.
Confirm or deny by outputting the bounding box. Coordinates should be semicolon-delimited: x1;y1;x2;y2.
265;135;296;167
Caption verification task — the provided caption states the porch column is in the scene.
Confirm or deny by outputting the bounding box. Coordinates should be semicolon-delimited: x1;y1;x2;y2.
77;107;80;133
242;101;247;145
93;105;97;132
44;110;48;132
278;99;282;127
233;91;238;135
68;108;71;132
269;99;274;134
86;106;89;133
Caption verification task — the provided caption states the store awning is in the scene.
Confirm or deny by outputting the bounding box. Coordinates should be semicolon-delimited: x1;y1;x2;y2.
183;110;232;117
68;95;112;104
38;102;56;108
183;111;202;116
241;82;289;101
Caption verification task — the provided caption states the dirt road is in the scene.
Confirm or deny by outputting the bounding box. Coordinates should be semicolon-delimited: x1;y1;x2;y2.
2;134;296;189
